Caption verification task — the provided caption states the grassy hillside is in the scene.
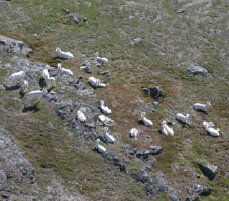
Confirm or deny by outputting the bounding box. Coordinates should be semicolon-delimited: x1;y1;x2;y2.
0;0;228;200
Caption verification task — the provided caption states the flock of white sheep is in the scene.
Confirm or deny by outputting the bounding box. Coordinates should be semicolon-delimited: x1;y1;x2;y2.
4;47;220;155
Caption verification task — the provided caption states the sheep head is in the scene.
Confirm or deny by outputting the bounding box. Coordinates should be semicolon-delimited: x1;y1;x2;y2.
140;112;145;119
100;100;104;106
96;139;100;144
57;63;62;69
80;107;86;112
206;102;211;107
56;47;61;52
103;127;109;132
42;88;48;94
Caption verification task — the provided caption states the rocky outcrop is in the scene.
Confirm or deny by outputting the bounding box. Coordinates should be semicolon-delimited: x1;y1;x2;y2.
0;126;35;199
0;35;32;56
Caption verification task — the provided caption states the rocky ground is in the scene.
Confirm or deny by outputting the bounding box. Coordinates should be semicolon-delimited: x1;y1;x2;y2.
0;0;228;201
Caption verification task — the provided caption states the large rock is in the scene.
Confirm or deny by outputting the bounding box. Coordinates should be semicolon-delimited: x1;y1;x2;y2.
187;65;208;77
199;164;219;180
0;35;32;56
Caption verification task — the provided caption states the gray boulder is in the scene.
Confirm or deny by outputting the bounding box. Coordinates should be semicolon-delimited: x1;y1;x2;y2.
0;35;32;56
150;145;163;155
199;164;219;180
187;65;208;77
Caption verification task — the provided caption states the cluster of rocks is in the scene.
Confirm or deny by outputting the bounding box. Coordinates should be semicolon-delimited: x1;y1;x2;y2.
0;35;32;56
131;170;180;201
142;86;163;100
62;8;87;24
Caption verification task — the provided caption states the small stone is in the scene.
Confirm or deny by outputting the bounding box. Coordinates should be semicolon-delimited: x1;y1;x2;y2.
100;70;110;77
72;13;81;24
177;8;186;13
62;8;70;14
130;38;143;46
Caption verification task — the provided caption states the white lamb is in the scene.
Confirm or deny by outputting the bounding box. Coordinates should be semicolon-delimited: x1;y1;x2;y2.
99;100;112;115
56;47;74;60
98;115;114;126
129;128;139;139
176;113;190;124
20;80;29;94
88;77;106;88
77;107;86;123
57;63;73;76
203;121;220;137
42;68;56;88
95;139;107;153
140;112;153;126
25;88;47;106
162;120;174;136
103;127;115;143
193;102;211;113
8;70;26;84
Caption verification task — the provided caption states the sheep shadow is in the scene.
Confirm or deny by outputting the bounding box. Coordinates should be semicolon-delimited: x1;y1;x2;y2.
194;109;208;115
19;91;26;98
158;130;163;135
138;120;145;126
38;78;47;89
176;119;188;128
22;103;40;113
4;84;21;91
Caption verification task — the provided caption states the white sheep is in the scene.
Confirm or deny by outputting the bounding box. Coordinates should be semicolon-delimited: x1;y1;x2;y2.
20;80;29;94
56;47;73;60
176;113;190;124
103;127;115;143
95;52;108;64
129;128;139;139
77;107;86;123
25;88;47;106
193;102;211;113
98;115;114;126
203;121;220;137
57;63;73;76
99;100;112;115
8;70;26;83
42;68;56;88
88;77;106;88
95;139;107;153
162;120;174;136
140;112;153;126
